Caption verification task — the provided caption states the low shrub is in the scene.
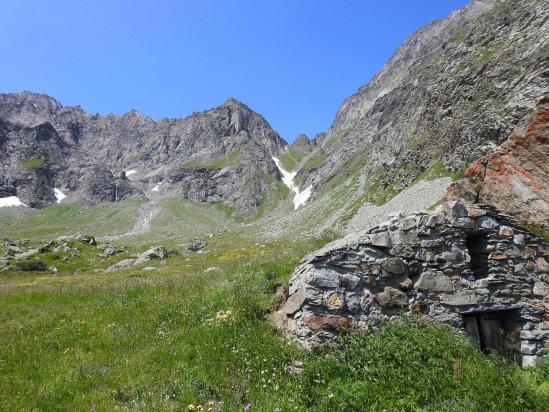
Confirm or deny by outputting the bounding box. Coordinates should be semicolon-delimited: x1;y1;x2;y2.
13;260;47;271
300;318;548;411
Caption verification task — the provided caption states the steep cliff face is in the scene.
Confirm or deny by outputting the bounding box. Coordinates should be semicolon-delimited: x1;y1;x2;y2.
297;0;548;207
0;93;286;213
448;98;549;230
0;119;66;206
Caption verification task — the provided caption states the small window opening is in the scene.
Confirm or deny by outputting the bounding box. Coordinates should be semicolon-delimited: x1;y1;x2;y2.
466;233;489;276
462;310;521;355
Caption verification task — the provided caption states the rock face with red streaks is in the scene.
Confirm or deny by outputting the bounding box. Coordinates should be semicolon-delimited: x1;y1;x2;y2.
448;98;549;230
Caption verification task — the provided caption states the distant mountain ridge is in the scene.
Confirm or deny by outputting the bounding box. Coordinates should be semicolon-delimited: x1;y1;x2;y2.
1;0;547;229
0;92;287;213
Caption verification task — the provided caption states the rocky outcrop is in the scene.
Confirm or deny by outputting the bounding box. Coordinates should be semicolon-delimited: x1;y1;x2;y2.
275;201;549;367
448;98;549;230
106;245;173;272
0;93;286;213
75;166;144;203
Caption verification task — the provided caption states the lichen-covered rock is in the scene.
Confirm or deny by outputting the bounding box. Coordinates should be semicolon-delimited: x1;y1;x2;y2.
275;202;549;367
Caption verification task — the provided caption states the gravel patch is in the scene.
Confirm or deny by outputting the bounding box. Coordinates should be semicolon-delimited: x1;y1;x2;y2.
346;177;451;234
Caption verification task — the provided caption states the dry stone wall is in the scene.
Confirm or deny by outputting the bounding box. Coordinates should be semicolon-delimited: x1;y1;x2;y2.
277;201;549;367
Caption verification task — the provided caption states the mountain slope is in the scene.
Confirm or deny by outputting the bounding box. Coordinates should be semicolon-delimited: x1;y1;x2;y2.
296;0;548;215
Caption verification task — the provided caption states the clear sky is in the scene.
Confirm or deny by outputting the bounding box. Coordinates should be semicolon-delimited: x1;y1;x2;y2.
1;0;468;142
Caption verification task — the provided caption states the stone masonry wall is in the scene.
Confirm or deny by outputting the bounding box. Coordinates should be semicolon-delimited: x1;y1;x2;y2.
276;201;549;367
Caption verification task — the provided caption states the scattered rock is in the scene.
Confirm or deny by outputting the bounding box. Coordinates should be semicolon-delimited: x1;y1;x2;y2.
288;360;303;376
77;234;96;245
187;239;207;252
135;246;169;264
107;258;137;272
99;245;119;258
13;248;39;260
4;244;22;256
107;245;172;271
53;244;70;253
38;243;52;253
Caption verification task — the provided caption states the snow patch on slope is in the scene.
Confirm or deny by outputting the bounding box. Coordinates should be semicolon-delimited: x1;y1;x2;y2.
152;183;161;192
125;169;137;177
0;196;27;207
54;188;66;203
272;156;312;210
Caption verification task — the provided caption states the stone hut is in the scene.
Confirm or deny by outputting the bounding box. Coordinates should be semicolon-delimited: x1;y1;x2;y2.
276;202;549;367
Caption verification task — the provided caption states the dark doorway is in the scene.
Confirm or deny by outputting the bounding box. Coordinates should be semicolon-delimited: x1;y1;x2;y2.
463;310;521;354
466;233;489;276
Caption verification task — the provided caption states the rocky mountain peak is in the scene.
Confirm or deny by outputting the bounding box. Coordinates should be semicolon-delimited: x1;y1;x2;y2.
291;133;316;153
0;91;64;127
222;97;249;108
0;92;288;214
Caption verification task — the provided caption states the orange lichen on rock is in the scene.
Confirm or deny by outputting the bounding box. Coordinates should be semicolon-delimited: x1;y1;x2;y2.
448;98;549;228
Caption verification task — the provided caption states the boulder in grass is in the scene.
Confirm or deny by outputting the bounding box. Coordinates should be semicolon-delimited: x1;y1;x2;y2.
135;246;169;264
98;244;119;258
106;258;136;272
187;239;206;252
107;246;173;271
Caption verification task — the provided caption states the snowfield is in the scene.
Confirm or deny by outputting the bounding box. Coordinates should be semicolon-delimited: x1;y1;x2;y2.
54;188;66;203
0;196;27;207
125;170;138;177
272;156;312;210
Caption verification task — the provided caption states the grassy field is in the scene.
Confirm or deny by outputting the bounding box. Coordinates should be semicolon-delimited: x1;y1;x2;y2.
1;232;548;411
1;200;548;411
279;148;306;172
0;200;145;241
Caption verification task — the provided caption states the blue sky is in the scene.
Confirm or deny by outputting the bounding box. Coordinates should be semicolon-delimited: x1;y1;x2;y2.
1;0;468;142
